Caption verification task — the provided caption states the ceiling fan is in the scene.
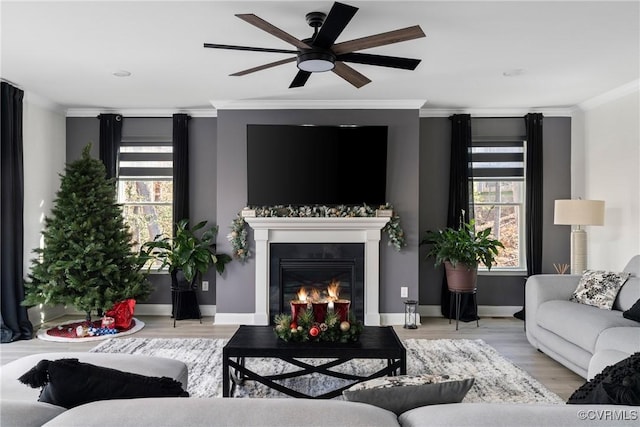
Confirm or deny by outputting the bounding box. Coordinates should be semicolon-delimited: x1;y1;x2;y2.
203;1;426;89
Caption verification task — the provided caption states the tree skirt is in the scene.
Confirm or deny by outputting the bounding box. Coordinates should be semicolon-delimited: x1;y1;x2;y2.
90;337;564;403
37;318;145;342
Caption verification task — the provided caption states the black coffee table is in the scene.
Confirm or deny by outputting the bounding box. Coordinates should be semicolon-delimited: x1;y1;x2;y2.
222;325;406;399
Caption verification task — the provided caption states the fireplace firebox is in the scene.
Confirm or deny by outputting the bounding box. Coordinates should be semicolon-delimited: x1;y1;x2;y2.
269;243;364;324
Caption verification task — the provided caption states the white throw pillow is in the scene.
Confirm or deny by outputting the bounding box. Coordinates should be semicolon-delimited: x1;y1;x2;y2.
570;270;630;310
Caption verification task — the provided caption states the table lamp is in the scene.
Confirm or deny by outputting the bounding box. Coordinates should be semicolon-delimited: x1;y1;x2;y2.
554;199;605;274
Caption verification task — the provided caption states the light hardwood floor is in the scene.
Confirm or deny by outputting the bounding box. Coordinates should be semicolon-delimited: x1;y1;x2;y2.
0;315;585;400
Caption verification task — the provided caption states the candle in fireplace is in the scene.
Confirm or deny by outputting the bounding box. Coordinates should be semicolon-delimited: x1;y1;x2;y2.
326;279;340;313
311;301;329;323
290;300;308;322
290;287;309;322
333;299;351;322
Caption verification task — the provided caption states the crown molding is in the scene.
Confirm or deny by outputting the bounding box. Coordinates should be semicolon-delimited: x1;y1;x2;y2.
65;108;217;118
210;99;427;110
419;107;573;118
576;79;640;112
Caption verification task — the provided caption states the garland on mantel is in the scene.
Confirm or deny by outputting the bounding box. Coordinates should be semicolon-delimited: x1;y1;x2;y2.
227;203;406;262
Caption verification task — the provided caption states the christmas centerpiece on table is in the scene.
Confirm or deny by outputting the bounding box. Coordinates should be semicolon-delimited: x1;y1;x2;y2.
274;282;363;343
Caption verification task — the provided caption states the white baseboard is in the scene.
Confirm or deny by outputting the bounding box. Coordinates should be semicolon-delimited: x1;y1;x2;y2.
66;304;217;317
61;304;520;324
380;313;421;326
213;313;257;325
28;305;67;327
134;304;216;317
419;305;522;317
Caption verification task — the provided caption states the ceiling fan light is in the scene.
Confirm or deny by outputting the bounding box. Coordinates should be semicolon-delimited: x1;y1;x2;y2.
297;51;335;72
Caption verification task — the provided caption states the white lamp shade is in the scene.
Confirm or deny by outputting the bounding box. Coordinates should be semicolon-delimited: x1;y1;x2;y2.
554;200;605;226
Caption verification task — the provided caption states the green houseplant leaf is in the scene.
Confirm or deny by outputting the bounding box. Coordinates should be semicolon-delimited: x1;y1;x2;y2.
141;219;232;283
420;215;504;270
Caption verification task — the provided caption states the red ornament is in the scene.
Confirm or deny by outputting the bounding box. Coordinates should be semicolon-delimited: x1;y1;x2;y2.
309;325;320;337
290;322;297;330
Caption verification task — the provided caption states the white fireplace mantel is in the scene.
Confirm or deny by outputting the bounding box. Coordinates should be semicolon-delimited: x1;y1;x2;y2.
245;217;390;326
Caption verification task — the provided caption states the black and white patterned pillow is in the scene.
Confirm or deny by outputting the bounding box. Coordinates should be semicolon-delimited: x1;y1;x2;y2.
570;270;630;310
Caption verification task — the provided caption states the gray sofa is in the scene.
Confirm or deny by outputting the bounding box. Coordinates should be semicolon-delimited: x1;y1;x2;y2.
1;352;189;427
526;255;640;379
2;351;638;426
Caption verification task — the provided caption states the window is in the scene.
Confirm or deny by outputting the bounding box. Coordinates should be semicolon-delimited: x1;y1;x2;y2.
117;138;173;254
471;137;526;271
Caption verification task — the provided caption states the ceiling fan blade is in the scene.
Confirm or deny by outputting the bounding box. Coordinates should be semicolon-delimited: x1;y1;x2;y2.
337;53;422;70
235;14;311;50
289;70;312;88
332;25;425;55
203;43;298;55
332;62;371;88
313;2;358;49
230;57;297;76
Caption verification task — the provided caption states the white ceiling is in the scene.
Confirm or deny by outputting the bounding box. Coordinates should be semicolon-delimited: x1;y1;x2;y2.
1;0;639;114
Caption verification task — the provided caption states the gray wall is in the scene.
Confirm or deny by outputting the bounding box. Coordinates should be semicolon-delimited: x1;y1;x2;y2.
66;116;219;305
418;117;571;308
66;113;571;313
66;117;99;160
215;110;421;315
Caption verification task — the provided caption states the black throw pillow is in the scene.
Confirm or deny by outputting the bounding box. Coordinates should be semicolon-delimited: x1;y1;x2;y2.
623;299;640;322
18;358;189;409
567;353;640;405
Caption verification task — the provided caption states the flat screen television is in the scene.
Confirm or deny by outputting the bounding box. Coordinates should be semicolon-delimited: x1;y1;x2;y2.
247;124;387;206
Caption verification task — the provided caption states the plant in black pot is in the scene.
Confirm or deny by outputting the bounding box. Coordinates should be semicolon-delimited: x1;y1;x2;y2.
420;217;504;292
141;219;232;321
142;218;232;285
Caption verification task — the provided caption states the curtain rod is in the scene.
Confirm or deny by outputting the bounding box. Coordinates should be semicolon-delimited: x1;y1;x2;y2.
95;116;188;119
472;116;524;119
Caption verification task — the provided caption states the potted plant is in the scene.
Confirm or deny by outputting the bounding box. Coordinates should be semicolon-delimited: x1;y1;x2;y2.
420;217;504;291
141;219;232;289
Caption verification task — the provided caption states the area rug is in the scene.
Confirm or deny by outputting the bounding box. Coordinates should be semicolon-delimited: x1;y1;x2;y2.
90;337;564;404
37;318;145;342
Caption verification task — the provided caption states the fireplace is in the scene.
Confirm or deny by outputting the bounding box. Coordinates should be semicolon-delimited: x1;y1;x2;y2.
244;216;390;326
269;243;364;324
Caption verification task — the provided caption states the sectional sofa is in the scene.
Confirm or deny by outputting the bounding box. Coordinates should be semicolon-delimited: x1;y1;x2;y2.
3;256;638;427
2;350;638;426
526;255;640;379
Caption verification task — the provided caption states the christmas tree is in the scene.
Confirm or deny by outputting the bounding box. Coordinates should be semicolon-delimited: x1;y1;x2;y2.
23;144;152;321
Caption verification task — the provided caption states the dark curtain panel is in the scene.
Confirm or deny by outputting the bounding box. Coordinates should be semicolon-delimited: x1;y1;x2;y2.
524;113;544;277
515;113;544;322
98;114;122;179
173;114;190;226
1;82;33;342
441;114;477;321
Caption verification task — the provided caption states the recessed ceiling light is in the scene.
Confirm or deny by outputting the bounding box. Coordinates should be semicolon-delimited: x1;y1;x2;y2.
112;70;131;77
